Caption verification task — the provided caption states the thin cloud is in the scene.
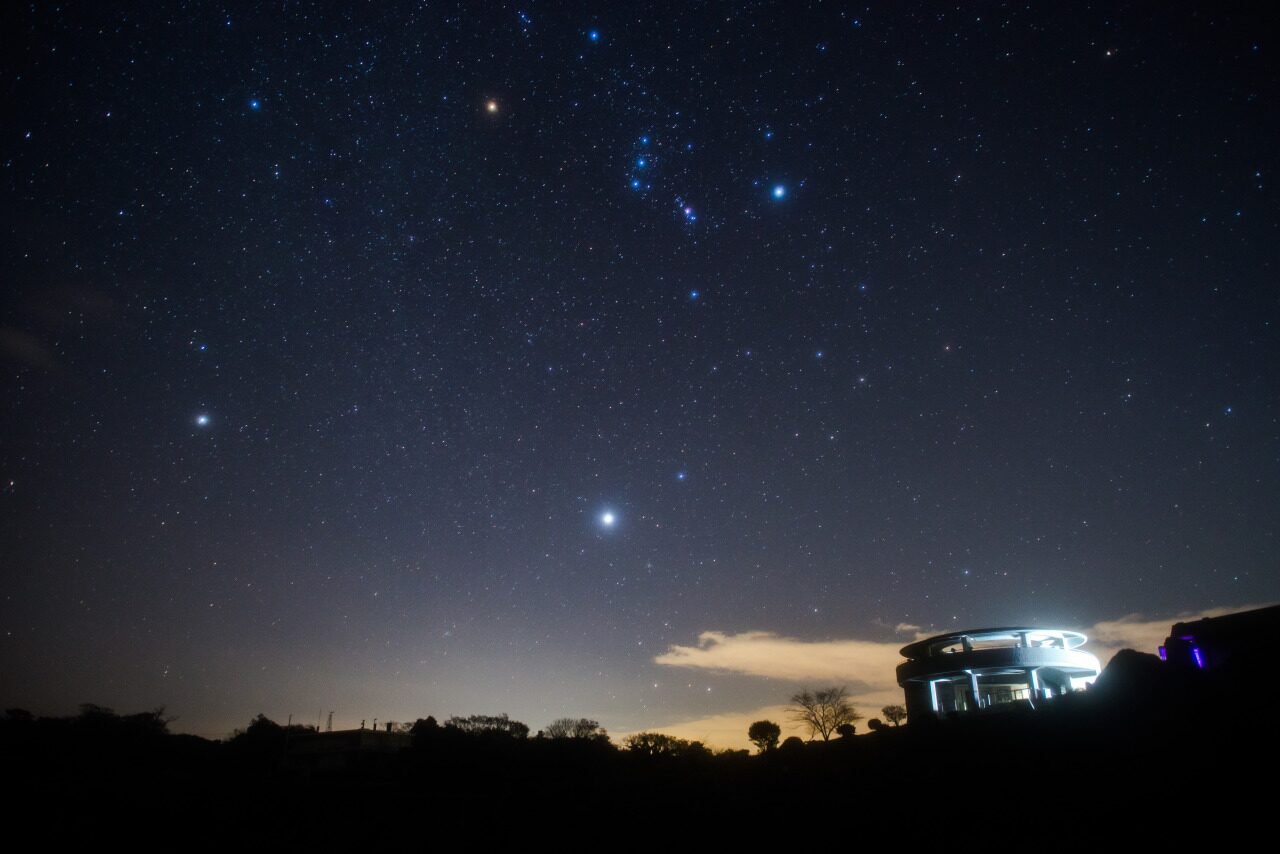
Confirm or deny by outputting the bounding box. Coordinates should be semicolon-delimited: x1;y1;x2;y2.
1082;604;1272;664
0;327;57;370
653;630;903;693
652;605;1273;735
641;606;1270;751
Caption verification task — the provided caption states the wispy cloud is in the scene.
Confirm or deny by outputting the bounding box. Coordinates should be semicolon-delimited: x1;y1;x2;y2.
1081;604;1271;664
647;604;1272;750
0;327;57;370
653;630;903;692
656;606;1272;686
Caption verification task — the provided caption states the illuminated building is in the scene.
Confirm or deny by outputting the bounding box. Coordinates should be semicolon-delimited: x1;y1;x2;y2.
896;627;1101;720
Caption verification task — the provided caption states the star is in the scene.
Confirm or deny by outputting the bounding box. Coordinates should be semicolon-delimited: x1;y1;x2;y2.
600;511;617;528
248;98;261;111
772;184;787;199
194;413;211;427
485;99;499;114
588;30;600;42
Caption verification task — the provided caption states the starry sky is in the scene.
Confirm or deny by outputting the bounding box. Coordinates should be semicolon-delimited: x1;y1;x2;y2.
2;3;1277;745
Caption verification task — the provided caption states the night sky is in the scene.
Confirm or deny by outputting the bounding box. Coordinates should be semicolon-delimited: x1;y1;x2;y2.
3;3;1277;745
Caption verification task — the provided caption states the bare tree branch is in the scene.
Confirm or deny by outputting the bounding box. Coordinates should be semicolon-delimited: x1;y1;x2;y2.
788;686;861;740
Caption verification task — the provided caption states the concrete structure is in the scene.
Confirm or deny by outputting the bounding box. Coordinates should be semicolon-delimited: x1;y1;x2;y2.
896;627;1100;720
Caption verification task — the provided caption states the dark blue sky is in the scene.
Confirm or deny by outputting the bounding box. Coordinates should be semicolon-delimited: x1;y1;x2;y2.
2;2;1276;741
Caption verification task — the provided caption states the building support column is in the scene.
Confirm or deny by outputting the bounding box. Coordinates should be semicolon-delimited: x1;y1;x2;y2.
928;679;940;714
967;670;982;710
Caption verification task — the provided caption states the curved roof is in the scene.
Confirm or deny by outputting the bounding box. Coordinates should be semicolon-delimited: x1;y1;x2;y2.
900;627;1088;659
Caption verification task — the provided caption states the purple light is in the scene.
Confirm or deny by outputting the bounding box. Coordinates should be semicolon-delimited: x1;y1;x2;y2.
1158;646;1167;661
1191;646;1205;669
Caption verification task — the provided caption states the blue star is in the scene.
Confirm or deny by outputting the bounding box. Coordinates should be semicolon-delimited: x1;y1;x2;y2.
599;510;617;528
772;184;787;199
248;98;262;111
676;471;687;481
640;135;649;145
637;157;647;168
630;178;642;190
689;290;700;301
194;413;211;427
588;29;600;42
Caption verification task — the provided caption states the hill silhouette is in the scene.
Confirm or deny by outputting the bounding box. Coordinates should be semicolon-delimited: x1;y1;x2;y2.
4;647;1276;844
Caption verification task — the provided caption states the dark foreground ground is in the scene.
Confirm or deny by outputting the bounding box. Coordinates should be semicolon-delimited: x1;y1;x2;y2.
4;650;1276;847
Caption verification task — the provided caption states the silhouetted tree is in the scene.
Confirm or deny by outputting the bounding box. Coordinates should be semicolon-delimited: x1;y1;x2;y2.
70;704;172;740
836;722;856;738
411;715;439;735
867;718;884;731
881;704;907;727
544;717;608;740
747;719;781;753
445;713;530;738
789;687;861;741
78;703;116;719
227;713;313;771
779;736;805;753
623;732;705;758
